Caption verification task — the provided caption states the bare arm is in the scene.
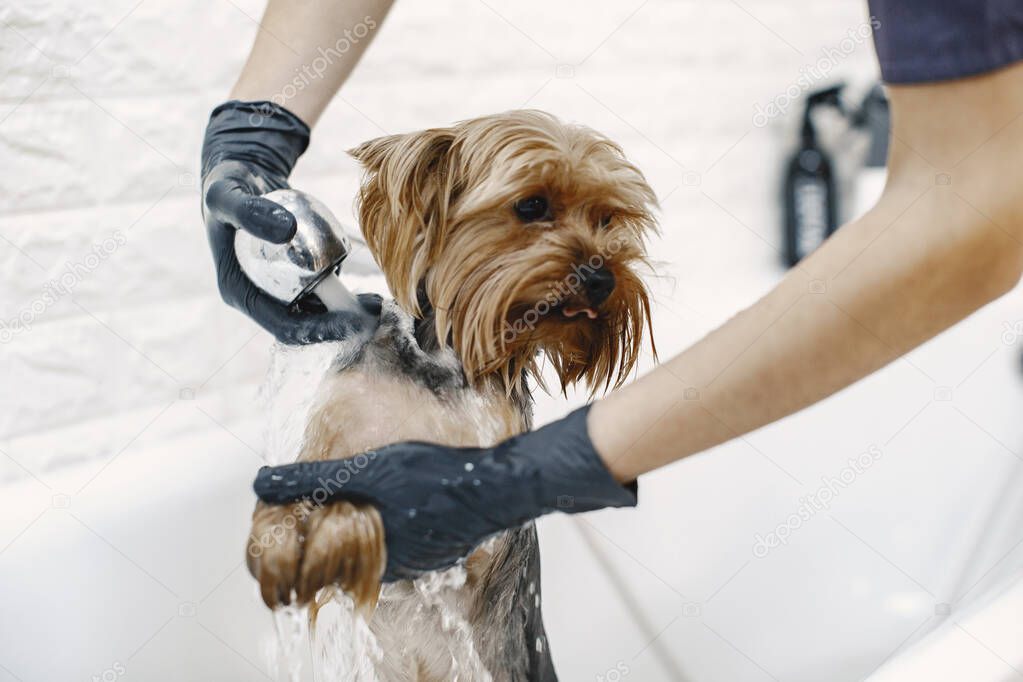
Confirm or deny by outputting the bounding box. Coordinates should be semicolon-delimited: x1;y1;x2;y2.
230;0;396;126
593;63;1023;482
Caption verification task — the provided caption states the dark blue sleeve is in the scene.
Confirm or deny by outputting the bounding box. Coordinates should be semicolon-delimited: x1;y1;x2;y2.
868;0;1023;83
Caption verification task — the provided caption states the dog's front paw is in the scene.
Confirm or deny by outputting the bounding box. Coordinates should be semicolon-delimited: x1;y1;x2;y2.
246;501;309;607
246;500;386;611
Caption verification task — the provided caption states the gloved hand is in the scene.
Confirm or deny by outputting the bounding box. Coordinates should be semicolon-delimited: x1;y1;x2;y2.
201;100;375;344
253;405;637;581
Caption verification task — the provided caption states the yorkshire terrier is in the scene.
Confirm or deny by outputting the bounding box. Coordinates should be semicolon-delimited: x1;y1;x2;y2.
246;110;657;681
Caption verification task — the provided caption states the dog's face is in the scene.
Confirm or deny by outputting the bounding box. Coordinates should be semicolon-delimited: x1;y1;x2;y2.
351;110;657;394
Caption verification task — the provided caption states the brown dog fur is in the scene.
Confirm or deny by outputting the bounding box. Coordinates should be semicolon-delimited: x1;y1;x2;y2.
246;110;657;679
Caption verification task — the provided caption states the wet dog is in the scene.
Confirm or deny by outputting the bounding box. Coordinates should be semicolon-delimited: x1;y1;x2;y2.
246;110;657;681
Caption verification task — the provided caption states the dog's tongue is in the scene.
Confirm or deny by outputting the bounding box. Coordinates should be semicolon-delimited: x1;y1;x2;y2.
562;306;598;320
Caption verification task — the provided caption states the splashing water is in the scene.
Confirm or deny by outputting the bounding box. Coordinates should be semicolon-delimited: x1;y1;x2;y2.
257;310;506;680
264;568;494;682
310;594;383;682
264;596;381;682
260;342;383;681
410;567;493;682
267;606;307;682
258;342;346;466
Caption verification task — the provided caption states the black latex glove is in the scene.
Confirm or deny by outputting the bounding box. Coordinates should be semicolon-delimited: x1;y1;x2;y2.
201;100;374;344
253;405;637;582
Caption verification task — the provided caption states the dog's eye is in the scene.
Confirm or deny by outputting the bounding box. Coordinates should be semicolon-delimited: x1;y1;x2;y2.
513;196;551;222
598;213;613;229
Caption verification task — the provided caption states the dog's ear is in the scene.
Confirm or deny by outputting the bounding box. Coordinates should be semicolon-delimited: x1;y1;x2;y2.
349;129;458;315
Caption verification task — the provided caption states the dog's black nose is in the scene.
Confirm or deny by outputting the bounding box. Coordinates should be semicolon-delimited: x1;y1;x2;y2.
584;266;615;306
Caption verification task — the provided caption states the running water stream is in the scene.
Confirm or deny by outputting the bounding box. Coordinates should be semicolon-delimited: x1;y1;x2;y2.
263;570;494;681
258;342;497;681
409;567;493;682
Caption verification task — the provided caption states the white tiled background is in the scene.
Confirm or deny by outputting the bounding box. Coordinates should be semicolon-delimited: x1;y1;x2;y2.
2;1;1022;681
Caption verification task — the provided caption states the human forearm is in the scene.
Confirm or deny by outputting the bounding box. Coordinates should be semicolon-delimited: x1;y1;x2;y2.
230;0;395;126
593;68;1023;481
595;186;1019;481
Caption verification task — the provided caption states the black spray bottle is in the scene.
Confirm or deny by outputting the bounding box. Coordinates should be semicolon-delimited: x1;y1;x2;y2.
783;85;843;266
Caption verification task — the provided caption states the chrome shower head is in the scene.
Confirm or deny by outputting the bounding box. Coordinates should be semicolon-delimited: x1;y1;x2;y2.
234;189;353;307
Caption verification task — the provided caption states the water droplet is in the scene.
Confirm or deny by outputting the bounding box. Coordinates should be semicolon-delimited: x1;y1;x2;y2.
464;462;475;472
407;508;417;518
528;581;535;595
473;479;481;486
535;636;544;652
441;478;449;485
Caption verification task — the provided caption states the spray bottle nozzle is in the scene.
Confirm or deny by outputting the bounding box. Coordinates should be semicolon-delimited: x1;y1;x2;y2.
801;83;846;145
805;84;845;110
